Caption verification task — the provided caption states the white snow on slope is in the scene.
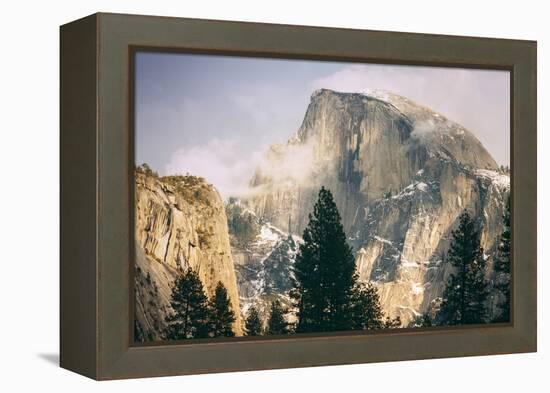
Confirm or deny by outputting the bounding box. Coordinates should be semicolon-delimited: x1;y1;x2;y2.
475;169;510;189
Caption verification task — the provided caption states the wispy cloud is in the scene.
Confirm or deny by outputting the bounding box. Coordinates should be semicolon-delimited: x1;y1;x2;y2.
165;138;263;199
165;137;318;200
253;140;317;189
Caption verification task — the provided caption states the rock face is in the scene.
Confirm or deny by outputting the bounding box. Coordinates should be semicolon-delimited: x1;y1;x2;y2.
134;172;243;340
230;220;300;325
134;241;178;342
240;89;509;325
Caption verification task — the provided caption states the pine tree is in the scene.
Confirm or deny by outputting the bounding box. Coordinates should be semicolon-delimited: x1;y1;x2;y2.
291;187;357;333
245;306;263;336
383;315;402;328
436;211;490;325
266;299;289;335
409;314;433;328
209;282;236;337
493;196;511;322
349;282;384;330
164;269;210;340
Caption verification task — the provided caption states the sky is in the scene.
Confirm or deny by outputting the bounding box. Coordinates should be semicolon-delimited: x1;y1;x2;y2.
135;52;510;198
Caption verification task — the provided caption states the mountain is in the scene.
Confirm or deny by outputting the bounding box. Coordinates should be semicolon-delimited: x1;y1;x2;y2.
134;171;243;340
230;217;300;325
238;89;509;325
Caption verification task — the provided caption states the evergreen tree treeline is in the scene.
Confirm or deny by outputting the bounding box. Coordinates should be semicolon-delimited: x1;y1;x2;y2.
291;187;392;333
267;299;290;335
209;282;237;337
493;196;511;323
164;270;236;340
436;211;490;325
165;269;211;340
226;201;260;246
245;306;263;336
349;282;384;330
163;187;506;339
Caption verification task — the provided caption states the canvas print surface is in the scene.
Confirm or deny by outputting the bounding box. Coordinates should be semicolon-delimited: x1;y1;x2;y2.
133;52;511;342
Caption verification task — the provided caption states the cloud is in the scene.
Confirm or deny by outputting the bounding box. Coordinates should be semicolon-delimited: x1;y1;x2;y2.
165;138;264;199
410;119;437;140
165;137;318;200
254;140;317;188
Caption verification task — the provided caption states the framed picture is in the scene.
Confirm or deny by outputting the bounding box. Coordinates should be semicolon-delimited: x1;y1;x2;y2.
60;13;537;380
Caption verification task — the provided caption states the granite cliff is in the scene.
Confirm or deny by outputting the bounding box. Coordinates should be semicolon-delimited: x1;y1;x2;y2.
238;89;509;325
134;171;243;340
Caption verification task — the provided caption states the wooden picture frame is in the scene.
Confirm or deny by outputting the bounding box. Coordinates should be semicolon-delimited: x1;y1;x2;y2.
60;12;537;380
